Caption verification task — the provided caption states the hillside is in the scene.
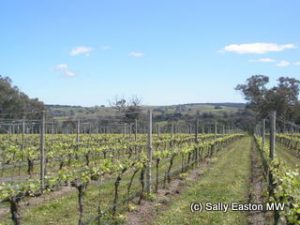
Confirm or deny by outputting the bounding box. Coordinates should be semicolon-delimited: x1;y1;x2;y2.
46;103;245;120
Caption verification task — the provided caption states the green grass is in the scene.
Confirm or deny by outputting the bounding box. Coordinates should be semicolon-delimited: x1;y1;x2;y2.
152;137;252;225
276;143;300;175
0;147;197;225
0;172;144;225
0;136;241;225
264;139;300;175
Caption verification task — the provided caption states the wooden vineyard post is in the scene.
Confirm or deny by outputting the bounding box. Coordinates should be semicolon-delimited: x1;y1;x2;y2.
51;122;54;134
123;123;127;137
135;119;138;141
261;119;265;151
157;124;160;137
129;123;132;137
22;118;25;151
195;118;199;143
214;121;218;137
269;111;279;225
17;121;19;133
146;109;153;194
12;121;15;134
194;118;199;165
77;119;80;144
268;111;276;218
269;111;276;160
76;120;80;160
40;111;45;192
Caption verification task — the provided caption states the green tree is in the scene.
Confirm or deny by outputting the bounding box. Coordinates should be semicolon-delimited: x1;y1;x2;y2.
236;75;300;121
0;75;44;120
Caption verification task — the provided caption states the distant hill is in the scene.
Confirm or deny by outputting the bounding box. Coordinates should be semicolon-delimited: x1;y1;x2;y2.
46;103;245;120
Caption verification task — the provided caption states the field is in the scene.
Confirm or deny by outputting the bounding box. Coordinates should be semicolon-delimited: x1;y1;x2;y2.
0;131;243;225
0;123;299;225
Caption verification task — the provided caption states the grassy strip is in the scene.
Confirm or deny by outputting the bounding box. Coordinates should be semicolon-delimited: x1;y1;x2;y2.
0;146;194;224
276;143;300;173
152;137;251;225
264;139;300;176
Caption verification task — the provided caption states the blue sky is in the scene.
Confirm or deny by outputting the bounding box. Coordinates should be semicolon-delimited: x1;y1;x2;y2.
1;0;299;106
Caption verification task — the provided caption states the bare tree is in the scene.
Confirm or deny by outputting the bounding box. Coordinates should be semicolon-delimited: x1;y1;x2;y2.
125;96;142;122
109;95;127;113
109;95;142;122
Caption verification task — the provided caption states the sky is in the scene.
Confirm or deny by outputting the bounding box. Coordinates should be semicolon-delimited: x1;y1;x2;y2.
1;0;299;106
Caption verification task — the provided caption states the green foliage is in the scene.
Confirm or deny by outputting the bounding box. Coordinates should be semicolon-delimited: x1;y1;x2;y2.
254;135;300;224
0;133;243;224
0;179;40;201
270;160;300;224
0;75;44;120
236;75;300;121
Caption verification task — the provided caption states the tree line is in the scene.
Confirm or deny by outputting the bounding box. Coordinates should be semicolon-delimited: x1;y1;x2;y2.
0;75;44;119
236;75;300;132
1;74;299;133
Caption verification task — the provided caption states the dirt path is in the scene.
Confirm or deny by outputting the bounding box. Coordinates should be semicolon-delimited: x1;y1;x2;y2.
125;160;210;225
248;138;271;225
125;138;243;225
126;137;272;225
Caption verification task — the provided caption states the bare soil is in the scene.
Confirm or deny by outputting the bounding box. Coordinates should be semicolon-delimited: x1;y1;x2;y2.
248;139;272;225
125;160;210;225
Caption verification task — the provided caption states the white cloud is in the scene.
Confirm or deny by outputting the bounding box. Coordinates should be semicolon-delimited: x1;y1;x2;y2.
129;51;144;57
250;57;276;63
294;61;300;65
276;60;290;67
70;46;92;56
55;64;76;77
223;42;296;54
